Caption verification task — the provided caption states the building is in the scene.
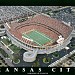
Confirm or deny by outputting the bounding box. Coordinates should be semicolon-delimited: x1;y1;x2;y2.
4;14;73;62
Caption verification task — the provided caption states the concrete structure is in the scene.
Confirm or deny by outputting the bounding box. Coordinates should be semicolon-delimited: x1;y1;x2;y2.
23;49;38;62
2;14;73;62
48;30;75;67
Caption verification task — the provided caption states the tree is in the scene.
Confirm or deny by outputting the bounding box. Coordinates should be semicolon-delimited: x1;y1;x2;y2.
43;57;51;64
33;61;40;67
12;53;20;64
52;52;59;58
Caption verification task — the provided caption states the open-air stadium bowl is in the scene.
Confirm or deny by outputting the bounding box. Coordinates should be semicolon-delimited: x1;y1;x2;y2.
5;14;73;54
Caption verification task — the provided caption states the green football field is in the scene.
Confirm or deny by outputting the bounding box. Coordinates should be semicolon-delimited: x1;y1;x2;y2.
22;30;54;46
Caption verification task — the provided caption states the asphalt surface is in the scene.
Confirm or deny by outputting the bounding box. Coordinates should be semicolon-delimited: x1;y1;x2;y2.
12;37;75;67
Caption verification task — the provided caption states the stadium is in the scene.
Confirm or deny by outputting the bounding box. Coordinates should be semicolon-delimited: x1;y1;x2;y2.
4;14;73;62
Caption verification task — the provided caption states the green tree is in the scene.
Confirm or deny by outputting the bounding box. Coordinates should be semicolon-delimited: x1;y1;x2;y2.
33;61;40;67
12;53;20;64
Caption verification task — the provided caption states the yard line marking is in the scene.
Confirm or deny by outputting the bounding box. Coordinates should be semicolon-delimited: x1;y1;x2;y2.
23;33;42;46
35;30;51;40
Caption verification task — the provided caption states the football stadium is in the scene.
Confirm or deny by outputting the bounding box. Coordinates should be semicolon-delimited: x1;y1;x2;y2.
4;14;73;62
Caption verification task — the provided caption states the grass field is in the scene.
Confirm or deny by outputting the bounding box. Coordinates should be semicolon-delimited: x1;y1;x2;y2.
1;37;11;45
22;30;54;46
9;44;21;53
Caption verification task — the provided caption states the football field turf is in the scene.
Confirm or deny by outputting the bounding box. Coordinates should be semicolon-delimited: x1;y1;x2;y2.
22;30;54;46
